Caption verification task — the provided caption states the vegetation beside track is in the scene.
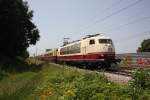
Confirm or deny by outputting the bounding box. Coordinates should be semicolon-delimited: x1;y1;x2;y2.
0;60;150;100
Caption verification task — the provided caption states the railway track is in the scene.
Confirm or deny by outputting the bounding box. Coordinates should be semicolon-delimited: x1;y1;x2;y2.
103;67;134;84
106;69;133;77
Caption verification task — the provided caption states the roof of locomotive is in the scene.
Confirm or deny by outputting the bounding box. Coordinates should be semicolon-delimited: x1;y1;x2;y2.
84;34;111;40
60;34;111;48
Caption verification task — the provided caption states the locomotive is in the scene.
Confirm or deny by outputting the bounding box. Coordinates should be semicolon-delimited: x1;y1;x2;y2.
38;34;119;68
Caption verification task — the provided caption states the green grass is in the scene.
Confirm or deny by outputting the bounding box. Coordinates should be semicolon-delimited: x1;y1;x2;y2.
0;63;150;100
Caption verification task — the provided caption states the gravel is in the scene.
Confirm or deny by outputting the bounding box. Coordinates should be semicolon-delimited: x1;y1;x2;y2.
104;72;132;84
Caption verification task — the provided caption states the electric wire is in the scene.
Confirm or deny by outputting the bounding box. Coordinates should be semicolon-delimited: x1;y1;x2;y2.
115;30;150;43
88;0;123;22
107;16;150;32
75;0;143;33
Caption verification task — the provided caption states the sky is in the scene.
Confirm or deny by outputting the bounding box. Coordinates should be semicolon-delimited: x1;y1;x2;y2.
27;0;150;56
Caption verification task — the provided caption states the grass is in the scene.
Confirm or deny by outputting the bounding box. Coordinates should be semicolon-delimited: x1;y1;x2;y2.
0;61;150;100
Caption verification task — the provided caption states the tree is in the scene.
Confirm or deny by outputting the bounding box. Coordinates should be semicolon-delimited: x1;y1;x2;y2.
137;39;150;52
0;0;40;60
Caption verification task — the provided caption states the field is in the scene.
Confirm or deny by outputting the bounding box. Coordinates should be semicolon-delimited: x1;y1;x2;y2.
0;62;150;100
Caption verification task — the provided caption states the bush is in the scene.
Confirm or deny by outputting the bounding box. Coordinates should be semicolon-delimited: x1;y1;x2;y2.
128;69;150;100
130;69;150;89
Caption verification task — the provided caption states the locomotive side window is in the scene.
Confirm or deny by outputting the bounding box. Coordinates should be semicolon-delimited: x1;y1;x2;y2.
99;39;112;44
68;43;81;54
60;43;81;55
89;39;95;45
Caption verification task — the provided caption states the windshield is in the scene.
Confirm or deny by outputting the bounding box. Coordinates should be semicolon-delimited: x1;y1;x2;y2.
99;39;112;44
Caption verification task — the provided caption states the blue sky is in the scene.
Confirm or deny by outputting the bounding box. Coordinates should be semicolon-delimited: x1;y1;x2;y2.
27;0;150;55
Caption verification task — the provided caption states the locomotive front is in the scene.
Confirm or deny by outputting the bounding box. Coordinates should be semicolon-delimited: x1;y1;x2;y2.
96;35;115;60
83;35;116;68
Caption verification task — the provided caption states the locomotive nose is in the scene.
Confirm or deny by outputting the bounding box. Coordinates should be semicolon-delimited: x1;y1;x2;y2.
103;44;113;52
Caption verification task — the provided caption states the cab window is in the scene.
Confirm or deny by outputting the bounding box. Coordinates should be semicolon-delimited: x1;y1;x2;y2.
89;39;95;45
99;39;112;44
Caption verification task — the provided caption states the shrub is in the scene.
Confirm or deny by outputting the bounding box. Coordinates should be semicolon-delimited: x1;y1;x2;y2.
128;69;150;100
130;69;150;89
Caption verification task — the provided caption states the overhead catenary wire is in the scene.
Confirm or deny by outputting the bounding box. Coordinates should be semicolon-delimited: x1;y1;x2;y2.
88;0;123;22
75;0;143;34
69;0;123;35
106;16;150;32
115;30;150;43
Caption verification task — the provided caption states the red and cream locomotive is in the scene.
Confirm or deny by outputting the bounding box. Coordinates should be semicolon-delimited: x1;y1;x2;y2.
38;34;119;68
